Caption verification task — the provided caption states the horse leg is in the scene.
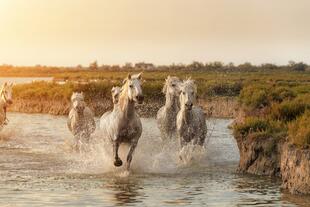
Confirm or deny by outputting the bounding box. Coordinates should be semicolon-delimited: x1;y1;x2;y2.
179;136;186;148
126;141;137;170
113;141;123;167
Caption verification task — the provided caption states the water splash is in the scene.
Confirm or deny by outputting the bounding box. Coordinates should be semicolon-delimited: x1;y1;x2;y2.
1;114;238;177
64;126;210;175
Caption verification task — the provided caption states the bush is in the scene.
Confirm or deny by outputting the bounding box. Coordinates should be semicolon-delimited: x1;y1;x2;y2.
288;110;310;148
239;85;269;109
270;87;296;102
203;81;243;97
234;117;286;139
271;101;307;122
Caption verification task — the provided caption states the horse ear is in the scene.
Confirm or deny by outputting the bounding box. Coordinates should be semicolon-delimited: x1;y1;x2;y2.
4;82;7;87
111;87;115;92
137;72;142;79
127;74;132;80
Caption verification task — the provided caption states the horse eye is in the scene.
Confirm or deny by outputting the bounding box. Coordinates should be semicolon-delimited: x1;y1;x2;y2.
129;85;133;88
182;92;185;95
171;84;176;87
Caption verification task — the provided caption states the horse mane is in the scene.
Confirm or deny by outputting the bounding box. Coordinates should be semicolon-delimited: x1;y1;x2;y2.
0;83;7;94
119;80;129;111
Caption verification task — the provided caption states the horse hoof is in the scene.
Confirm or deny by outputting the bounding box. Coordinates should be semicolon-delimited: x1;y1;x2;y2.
114;159;123;167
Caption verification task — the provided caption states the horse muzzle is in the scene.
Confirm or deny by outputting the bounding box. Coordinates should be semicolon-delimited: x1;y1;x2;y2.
136;95;144;104
185;103;193;110
74;104;85;114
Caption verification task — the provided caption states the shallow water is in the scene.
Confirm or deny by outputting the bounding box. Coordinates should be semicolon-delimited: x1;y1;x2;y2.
0;77;52;85
0;113;309;206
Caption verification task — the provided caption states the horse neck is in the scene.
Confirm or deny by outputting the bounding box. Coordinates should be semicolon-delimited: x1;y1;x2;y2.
165;92;179;112
73;108;84;121
119;90;136;119
179;106;192;124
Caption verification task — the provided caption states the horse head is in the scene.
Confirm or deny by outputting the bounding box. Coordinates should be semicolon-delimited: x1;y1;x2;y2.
179;78;197;110
111;86;121;104
0;82;13;105
121;73;144;104
162;76;181;97
71;92;85;114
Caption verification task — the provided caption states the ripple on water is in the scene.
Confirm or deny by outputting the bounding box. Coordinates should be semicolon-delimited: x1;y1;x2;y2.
0;113;307;206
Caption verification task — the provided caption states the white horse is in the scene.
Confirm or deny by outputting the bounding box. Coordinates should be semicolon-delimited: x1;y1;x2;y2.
157;76;181;140
111;86;121;107
176;79;206;148
67;92;96;150
100;73;143;170
0;83;13;130
99;86;121;122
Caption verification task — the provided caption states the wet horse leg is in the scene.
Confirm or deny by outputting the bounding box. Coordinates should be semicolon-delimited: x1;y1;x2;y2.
126;140;138;170
113;141;123;167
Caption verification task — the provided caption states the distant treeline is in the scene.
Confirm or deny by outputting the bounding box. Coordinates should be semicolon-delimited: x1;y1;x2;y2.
1;60;309;73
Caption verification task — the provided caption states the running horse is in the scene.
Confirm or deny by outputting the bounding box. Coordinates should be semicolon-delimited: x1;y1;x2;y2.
157;76;181;140
0;83;13;130
67;92;96;150
100;73;144;170
176;78;207;148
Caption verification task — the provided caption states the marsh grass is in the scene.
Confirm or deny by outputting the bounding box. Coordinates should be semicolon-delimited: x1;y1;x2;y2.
235;80;310;148
288;110;310;148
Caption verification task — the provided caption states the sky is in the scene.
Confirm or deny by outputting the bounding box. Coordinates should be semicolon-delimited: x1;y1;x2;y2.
0;0;309;66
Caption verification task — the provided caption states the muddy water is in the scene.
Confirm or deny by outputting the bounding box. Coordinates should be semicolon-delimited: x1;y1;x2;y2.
0;113;309;206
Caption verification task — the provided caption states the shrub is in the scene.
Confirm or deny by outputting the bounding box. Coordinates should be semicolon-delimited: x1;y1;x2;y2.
239;85;269;109
288;110;310;148
271;102;305;122
234;117;286;139
271;97;309;122
270;87;296;102
203;81;243;97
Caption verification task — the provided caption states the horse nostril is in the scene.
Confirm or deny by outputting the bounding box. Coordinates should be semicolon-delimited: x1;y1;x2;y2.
185;103;193;108
136;95;144;103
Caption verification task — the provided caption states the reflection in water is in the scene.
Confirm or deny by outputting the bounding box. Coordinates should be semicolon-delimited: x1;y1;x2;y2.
0;112;308;206
103;178;144;206
281;192;310;207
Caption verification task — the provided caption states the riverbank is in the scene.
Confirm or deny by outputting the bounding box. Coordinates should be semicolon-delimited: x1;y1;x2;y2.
233;83;310;195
